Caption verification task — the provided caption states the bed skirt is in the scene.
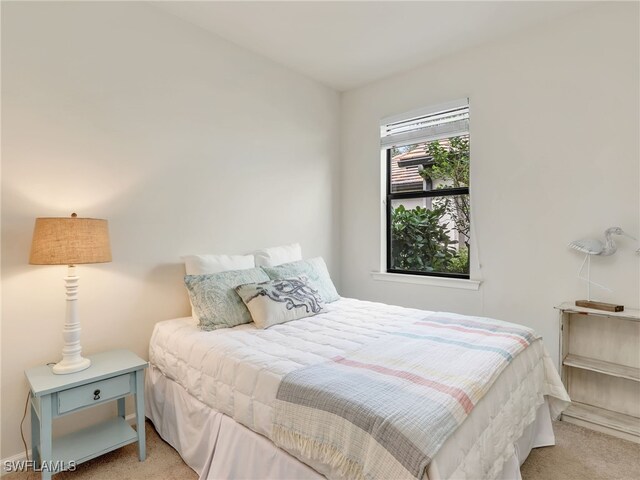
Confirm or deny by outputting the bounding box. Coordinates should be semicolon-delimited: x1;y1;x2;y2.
146;364;555;480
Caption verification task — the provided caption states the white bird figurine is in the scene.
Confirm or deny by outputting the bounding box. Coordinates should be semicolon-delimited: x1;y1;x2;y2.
569;227;636;300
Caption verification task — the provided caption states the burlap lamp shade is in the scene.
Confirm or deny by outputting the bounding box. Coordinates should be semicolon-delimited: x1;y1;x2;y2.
29;214;111;265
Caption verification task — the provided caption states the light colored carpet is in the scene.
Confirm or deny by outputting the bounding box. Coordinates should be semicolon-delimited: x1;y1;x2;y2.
4;421;196;480
520;421;640;480
5;420;639;479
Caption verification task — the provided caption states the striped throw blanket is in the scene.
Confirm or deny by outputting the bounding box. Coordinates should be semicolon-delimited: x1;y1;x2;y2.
272;312;538;480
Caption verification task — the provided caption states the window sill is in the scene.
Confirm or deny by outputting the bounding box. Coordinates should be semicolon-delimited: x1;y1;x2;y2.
371;272;482;290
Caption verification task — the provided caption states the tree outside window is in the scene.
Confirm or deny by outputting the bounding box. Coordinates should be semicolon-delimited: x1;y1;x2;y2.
388;136;470;276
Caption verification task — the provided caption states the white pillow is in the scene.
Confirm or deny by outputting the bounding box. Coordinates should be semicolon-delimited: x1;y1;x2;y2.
183;254;255;275
254;243;302;267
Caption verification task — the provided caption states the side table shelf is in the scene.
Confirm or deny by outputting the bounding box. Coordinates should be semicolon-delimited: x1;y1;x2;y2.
50;418;137;467
562;402;640;438
556;303;640;443
562;354;640;382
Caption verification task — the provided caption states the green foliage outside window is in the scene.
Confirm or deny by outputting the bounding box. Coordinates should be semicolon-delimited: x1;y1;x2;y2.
391;204;457;273
390;136;470;275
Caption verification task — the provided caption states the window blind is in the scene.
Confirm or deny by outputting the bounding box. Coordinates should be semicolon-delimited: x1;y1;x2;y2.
380;99;469;148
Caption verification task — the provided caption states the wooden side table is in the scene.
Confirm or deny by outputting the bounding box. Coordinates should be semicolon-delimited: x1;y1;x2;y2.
24;349;148;479
556;302;640;442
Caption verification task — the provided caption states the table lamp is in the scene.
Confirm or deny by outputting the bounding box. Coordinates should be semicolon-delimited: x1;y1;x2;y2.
29;213;112;374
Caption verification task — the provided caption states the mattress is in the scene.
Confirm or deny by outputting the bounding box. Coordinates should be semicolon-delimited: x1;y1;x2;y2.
149;298;569;479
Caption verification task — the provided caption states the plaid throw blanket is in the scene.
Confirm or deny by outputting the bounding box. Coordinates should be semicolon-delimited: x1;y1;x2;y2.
272;312;539;480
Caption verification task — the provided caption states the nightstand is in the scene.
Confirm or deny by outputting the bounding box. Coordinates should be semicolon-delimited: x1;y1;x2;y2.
556;303;640;442
24;349;148;479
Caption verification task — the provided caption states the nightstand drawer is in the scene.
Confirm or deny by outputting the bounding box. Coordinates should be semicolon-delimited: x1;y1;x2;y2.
58;374;131;414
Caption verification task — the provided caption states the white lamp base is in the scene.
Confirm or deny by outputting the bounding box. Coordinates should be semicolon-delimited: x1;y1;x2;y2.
52;265;91;375
52;356;91;374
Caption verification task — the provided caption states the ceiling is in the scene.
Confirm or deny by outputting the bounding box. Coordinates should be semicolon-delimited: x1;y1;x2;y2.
155;1;590;91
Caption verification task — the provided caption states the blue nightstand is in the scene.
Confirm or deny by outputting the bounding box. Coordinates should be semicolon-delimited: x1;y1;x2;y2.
24;349;148;479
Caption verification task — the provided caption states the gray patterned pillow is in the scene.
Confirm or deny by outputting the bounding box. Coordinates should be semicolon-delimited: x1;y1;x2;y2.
235;276;324;329
261;257;339;303
184;267;270;331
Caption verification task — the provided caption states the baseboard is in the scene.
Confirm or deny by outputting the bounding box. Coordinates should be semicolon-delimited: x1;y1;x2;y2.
1;450;30;476
1;413;137;476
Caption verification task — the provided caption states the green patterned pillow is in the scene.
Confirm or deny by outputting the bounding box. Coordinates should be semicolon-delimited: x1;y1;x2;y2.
261;257;339;303
184;267;270;331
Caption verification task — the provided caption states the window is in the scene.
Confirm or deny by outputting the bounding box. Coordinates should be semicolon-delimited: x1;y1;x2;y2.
382;99;470;278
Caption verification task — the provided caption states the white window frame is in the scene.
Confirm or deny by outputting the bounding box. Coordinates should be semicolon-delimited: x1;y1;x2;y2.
377;98;480;289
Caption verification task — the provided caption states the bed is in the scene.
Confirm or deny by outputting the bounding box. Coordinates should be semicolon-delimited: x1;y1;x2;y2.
146;297;570;480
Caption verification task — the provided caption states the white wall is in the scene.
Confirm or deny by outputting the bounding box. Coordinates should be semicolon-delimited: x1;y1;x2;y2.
340;3;639;366
1;2;340;459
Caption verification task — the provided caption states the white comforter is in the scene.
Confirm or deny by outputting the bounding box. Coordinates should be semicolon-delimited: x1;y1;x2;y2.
149;298;569;479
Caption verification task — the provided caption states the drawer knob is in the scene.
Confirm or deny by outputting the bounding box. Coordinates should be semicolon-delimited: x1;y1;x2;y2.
93;389;101;400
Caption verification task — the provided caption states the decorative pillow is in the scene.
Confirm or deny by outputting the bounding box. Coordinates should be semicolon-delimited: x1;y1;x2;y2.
261;257;339;303
184;267;270;331
183;254;255;275
254;243;302;267
235;276;324;329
